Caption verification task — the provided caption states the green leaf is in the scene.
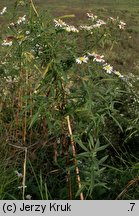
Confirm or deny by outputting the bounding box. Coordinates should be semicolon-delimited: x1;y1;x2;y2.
95;144;109;152
109;113;123;132
56;14;75;19
76;139;88;152
94;182;109;189
88;135;95;149
94;138;100;149
98;155;109;165
29;111;40;129
75;183;86;198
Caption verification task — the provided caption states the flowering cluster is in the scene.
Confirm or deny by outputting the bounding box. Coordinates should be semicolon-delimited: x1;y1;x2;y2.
8;15;27;29
2;15;27;46
76;51;124;78
108;16;126;30
54;19;79;33
80;13;106;31
81;13;126;31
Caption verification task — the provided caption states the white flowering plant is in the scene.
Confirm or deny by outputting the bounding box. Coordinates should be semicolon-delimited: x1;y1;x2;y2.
0;1;139;200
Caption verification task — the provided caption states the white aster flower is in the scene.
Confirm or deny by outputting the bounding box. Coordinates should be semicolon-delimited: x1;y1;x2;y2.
93;20;106;28
109;17;116;22
17;15;26;25
25;31;30;35
88;52;105;63
80;25;93;31
88;51;96;57
35;44;40;47
54;19;67;27
97;19;106;25
103;64;113;74
8;22;15;29
118;21;126;30
5;76;17;83
113;70;124;78
2;39;13;46
9;22;15;26
26;194;32;200
1;61;6;65
14;170;23;178
76;56;89;64
93;23;101;28
0;7;7;15
54;19;79;32
87;13;97;21
18;185;27;189
93;54;105;63
65;25;79;33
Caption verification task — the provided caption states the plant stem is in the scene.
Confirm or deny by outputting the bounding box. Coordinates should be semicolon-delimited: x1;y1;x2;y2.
116;176;139;200
66;116;84;200
22;147;27;200
30;0;39;17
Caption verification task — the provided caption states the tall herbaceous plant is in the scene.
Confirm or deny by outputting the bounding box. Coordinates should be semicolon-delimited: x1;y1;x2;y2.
0;0;139;200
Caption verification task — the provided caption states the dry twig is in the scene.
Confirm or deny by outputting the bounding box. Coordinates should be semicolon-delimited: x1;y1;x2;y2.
66;115;84;200
116;176;139;200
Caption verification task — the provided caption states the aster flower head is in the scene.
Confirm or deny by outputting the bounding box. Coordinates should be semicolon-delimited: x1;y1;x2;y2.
97;19;106;25
87;13;97;21
26;194;32;200
76;56;89;64
65;25;79;33
25;31;30;35
54;19;67;27
92;19;106;28
80;25;93;31
18;185;27;189
2;40;12;46
93;54;105;63
103;63;113;74
0;7;7;15
113;70;124;78
88;51;96;57
8;22;16;29
119;21;126;30
109;16;116;22
17;15;26;25
93;23;101;28
2;36;14;46
14;170;23;178
88;52;105;63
